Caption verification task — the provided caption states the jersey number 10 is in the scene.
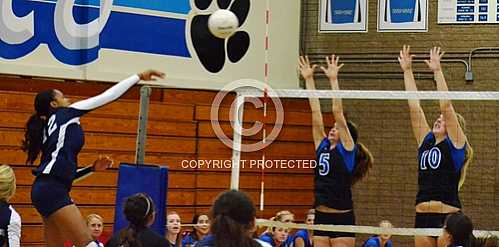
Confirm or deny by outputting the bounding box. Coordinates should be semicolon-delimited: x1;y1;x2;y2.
420;147;441;170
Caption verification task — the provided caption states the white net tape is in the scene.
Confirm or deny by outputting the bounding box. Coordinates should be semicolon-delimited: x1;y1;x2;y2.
255;219;499;237
238;89;499;100
181;221;498;237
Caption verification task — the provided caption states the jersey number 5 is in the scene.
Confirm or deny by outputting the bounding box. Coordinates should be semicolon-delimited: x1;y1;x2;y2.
318;153;330;176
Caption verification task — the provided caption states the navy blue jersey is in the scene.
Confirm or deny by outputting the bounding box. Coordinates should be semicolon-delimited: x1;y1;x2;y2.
416;132;466;208
362;236;392;247
31;74;140;186
314;138;357;210
33;107;88;186
293;229;312;247
0;201;21;247
106;228;170;247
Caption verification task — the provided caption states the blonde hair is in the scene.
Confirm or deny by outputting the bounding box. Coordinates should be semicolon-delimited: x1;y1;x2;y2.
0;165;16;202
275;210;294;222
86;213;103;225
379;220;393;228
262;210;294;233
455;113;474;190
167;211;180;217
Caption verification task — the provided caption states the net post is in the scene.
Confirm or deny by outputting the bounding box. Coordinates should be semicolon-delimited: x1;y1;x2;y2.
135;86;152;165
230;92;245;190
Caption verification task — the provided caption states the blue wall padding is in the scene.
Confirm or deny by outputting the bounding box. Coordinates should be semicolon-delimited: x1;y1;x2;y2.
113;163;168;235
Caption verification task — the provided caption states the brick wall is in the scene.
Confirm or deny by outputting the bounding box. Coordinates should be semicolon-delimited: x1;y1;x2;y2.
301;0;498;245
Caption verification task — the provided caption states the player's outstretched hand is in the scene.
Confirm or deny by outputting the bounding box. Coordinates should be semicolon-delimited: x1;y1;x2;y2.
138;70;166;81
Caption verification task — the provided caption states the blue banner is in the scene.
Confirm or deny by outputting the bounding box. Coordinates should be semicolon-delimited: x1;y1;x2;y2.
330;0;357;23
390;0;416;23
0;0;190;65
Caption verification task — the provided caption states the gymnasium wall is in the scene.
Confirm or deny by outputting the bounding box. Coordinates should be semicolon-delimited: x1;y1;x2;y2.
302;0;498;245
1;1;497;246
0;76;319;246
0;0;300;90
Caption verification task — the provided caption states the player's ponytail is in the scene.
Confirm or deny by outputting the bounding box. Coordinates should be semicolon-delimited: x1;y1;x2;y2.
347;121;373;185
211;190;261;247
22;89;56;165
455;113;474;190
119;193;155;247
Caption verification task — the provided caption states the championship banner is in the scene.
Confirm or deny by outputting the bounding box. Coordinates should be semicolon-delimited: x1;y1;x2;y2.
319;0;368;32
0;0;300;90
378;0;428;32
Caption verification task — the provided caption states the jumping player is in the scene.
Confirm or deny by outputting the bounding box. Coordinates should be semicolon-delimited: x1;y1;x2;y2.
398;46;473;247
299;55;373;247
23;70;165;247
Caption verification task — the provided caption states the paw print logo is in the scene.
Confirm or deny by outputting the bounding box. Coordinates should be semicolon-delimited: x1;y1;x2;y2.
188;0;250;73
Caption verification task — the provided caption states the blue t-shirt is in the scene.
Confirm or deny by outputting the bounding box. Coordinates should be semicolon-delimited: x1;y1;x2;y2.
293;229;312;247
182;234;199;247
362;236;392;247
259;232;293;247
259;232;273;245
33;107;88;186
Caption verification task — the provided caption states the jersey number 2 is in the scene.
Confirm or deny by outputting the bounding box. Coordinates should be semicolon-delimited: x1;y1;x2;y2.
318;153;330;176
47;115;57;137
